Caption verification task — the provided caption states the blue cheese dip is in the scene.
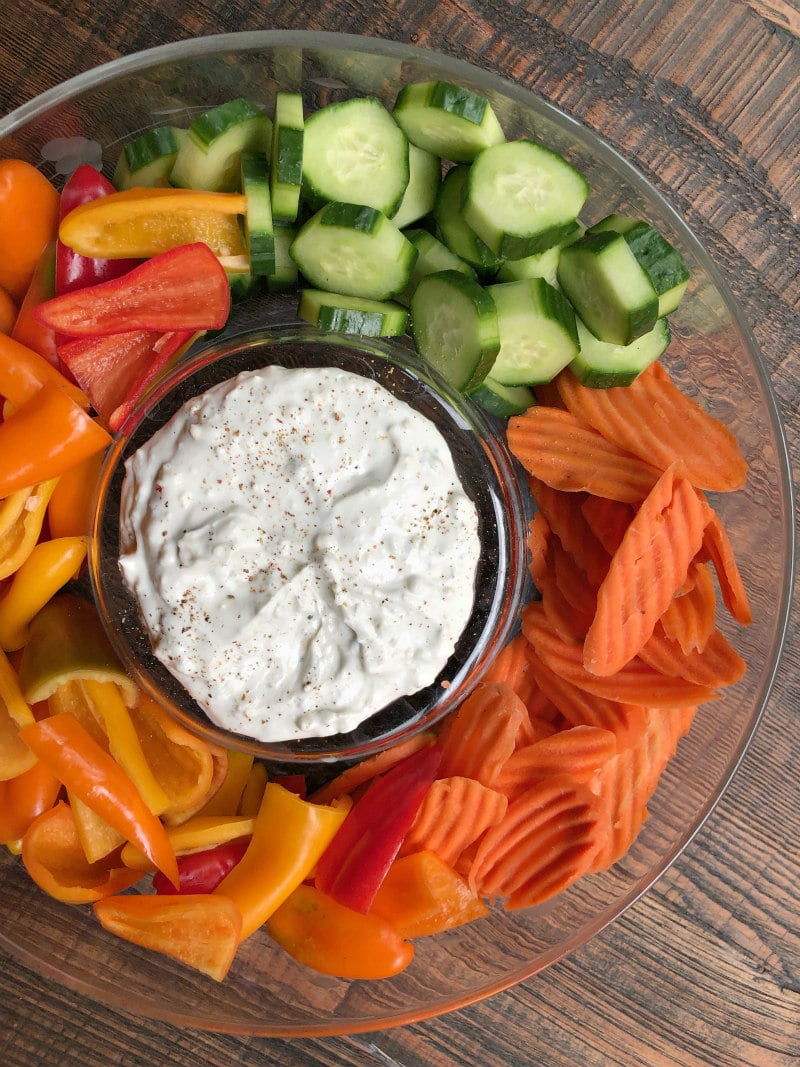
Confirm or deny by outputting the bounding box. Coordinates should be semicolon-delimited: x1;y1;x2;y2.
118;364;481;742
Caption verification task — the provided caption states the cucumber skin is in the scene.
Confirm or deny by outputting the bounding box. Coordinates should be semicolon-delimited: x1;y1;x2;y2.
434;166;503;276
299;289;408;337
470;377;536;417
570;315;670;388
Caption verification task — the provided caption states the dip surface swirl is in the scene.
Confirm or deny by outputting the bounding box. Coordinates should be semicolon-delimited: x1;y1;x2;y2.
119;364;481;742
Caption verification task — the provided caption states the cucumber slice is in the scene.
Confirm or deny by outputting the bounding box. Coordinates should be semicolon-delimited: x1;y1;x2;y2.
394;228;476;306
556;231;659;346
290;202;417;301
464;140;589;259
268;222;298;292
487;277;580;386
570;315;671;388
241;151;275;278
225;259;257;303
270;91;304;222
410;269;500;392
391;144;441;228
170;99;271;193
302;97;409;216
393;81;505;163
589;215;691;316
298;289;408;337
497;222;586;286
470;376;536;417
434;165;503;276
113;126;186;189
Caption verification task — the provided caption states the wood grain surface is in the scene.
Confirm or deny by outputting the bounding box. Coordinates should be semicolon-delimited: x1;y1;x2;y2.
1;3;798;1065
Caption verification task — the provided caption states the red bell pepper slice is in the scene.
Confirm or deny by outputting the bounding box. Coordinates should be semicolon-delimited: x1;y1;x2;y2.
152;839;249;896
56;165;139;296
314;743;442;913
58;327;193;432
34;242;231;336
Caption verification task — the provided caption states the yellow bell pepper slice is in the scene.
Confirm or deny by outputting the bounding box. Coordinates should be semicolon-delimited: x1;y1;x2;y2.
239;761;268;817
0;477;59;581
59;187;248;260
0;647;36;780
215;783;349;941
120;814;256;872
0;536;88;651
196;749;253;818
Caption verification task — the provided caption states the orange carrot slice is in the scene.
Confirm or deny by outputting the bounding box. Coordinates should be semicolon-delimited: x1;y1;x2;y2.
521;601;717;708
580;495;634;555
468;774;605;909
584;467;709;676
639;623;746;689
494;725;618;799
588;743;652;871
400;776;509;866
554;365;748;492
659;561;717;653
701;504;753;626
437;682;526;787
482;632;539;706
506;406;662;503
528;477;610;586
309;731;437;805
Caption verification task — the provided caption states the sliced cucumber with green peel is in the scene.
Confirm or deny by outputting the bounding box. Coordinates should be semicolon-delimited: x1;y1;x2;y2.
394;228;476;306
497;222;586;286
588;214;691;316
290;202;417;301
570;315;671;388
410;269;499;392
393;81;505;163
556;230;660;345
225;260;257;303
464;140;589;259
391;144;441;228
487;277;580;385
241;151;275;278
470;377;536;417
302;97;409;216
170;99;271;192
268;223;298;292
298;289;408;337
434;165;503;276
270;91;304;222
113;126;186;189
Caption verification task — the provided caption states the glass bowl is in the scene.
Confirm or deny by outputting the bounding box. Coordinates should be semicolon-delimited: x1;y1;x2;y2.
0;30;793;1038
88;325;528;765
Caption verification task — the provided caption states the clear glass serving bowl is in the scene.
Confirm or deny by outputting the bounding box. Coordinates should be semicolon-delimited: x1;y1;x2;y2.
0;30;793;1038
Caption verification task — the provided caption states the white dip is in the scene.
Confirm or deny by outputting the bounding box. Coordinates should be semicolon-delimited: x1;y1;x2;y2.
119;364;481;742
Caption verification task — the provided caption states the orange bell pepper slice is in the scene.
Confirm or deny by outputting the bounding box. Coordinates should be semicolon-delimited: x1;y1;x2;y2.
0;330;87;410
370;849;490;938
0;286;16;335
266;883;414;980
0;647;37;780
18;711;179;887
0;160;60;303
0;756;61;845
94;892;242;981
46;451;104;539
10;240;59;367
0;384;110;498
21;800;142;903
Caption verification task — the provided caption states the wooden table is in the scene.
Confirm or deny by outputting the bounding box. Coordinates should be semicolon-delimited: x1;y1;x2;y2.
1;3;798;1065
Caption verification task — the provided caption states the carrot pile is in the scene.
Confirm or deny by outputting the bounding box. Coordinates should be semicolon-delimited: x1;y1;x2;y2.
387;361;751;912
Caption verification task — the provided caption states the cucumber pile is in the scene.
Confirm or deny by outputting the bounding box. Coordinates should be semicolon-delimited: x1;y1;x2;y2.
112;83;691;415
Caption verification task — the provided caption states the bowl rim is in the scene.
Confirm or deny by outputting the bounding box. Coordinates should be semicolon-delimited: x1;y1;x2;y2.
0;28;795;1037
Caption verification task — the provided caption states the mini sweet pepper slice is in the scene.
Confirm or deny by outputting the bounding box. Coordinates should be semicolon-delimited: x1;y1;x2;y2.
0;159;60;302
0;330;88;410
0;647;37;780
0;535;88;651
314;743;443;913
0;478;59;581
152;838;250;896
58;186;247;260
214;781;348;940
0;754;61;846
35;242;231;336
18;711;179;887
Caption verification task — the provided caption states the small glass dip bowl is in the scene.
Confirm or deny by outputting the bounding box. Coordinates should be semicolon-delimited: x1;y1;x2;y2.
88;324;529;767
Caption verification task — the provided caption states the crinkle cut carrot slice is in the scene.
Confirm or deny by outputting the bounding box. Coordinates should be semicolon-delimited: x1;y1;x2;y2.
521;601;717;708
524;644;649;748
437;682;527;788
494;725;618;799
583;467;710;677
580;495;634;556
527;512;550;584
506;406;662;503
528;476;610;586
482;632;539;706
659;561;717;653
468;774;605;909
700;504;753;626
400;776;509;867
588;744;651;872
639;623;746;689
554;365;748;492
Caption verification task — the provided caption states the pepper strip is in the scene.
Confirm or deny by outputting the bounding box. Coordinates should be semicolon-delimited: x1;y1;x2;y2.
0;648;36;780
0;330;88;409
121;814;256;872
0;755;61;846
46;452;104;539
18;712;179;887
0;536;88;651
0;385;111;498
0;478;59;581
215;782;348;940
